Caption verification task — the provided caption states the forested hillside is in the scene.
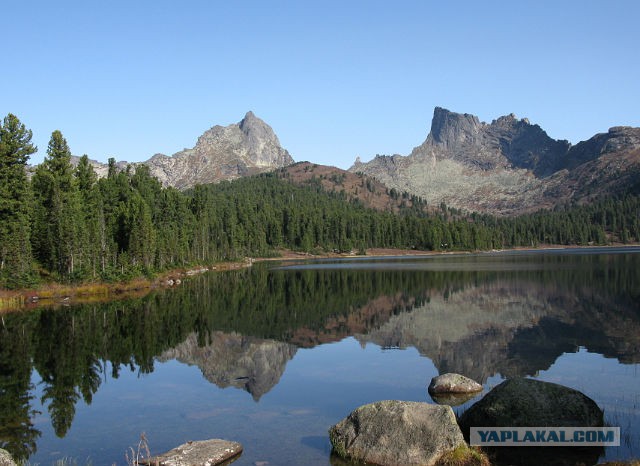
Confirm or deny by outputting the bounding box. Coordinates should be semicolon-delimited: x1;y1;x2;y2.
275;161;430;214
1;114;639;289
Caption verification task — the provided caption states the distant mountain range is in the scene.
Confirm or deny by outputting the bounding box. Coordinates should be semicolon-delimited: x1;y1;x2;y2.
350;107;640;215
71;111;294;189
70;108;640;216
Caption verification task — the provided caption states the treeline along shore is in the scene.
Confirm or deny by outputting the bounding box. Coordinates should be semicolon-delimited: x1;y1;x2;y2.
1;113;640;294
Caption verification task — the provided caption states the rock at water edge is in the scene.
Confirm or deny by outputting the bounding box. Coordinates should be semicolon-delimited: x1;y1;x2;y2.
459;377;604;436
329;400;465;466
428;373;483;395
142;439;242;466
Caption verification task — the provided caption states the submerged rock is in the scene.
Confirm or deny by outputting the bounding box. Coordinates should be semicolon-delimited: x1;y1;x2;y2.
142;439;242;466
428;373;483;395
329;400;465;466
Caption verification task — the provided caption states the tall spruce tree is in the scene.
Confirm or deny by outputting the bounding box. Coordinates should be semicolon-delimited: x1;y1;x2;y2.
75;155;103;278
0;114;37;288
32;131;85;279
128;191;156;270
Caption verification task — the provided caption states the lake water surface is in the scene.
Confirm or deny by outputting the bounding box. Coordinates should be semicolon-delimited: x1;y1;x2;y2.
1;247;639;465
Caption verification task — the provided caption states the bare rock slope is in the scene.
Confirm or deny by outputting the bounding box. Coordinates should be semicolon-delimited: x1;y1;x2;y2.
71;112;294;190
350;107;640;215
146;111;294;189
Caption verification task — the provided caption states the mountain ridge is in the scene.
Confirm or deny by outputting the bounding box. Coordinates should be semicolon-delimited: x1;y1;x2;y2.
69;111;295;189
350;107;640;215
145;111;294;188
65;107;640;216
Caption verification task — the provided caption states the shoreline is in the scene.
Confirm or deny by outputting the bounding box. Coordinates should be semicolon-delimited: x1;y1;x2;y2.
0;261;250;314
1;244;638;314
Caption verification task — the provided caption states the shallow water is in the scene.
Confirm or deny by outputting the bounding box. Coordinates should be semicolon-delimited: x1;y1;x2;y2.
1;247;639;465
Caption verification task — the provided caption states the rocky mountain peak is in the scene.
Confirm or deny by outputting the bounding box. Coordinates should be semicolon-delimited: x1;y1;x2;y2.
492;113;519;128
426;106;483;150
145;112;294;189
236;111;290;167
350;106;640;215
59;112;295;190
562;125;640;170
239;111;269;139
409;107;571;173
239;110;259;129
604;126;640;151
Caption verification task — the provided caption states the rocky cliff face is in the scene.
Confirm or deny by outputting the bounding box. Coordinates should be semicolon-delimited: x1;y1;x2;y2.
69;112;294;190
146;111;294;189
350;107;640;215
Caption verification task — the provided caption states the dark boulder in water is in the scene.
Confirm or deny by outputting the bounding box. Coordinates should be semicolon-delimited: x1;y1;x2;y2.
458;377;603;434
458;378;604;466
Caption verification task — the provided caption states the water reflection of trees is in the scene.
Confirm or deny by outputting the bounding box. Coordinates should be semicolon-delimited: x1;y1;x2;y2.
355;253;640;383
0;251;638;460
0;321;39;460
0;265;441;460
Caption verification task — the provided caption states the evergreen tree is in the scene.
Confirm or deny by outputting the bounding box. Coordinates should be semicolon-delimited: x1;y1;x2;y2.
128;192;156;270
32;131;86;279
0;320;40;460
0;114;37;288
75;155;97;193
0;121;635;289
75;155;103;278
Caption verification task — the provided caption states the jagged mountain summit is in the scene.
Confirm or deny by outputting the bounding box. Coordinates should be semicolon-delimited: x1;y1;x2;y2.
146;111;294;189
350;107;640;215
70;111;295;189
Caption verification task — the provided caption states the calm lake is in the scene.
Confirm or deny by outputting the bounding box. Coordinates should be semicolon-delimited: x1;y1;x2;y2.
1;247;639;465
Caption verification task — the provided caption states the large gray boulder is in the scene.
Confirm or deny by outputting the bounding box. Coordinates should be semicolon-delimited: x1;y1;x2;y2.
329;400;465;466
459;378;603;436
141;439;242;466
428;373;483;395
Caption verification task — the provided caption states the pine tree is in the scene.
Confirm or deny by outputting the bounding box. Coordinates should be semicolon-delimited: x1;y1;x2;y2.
32;131;86;279
75;155;103;278
0;114;37;288
75;155;97;193
128;192;156;271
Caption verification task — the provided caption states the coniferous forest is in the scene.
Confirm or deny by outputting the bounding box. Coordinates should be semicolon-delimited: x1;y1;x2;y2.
1;113;639;289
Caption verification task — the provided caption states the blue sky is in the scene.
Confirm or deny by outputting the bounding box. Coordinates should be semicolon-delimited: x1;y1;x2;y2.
3;1;639;169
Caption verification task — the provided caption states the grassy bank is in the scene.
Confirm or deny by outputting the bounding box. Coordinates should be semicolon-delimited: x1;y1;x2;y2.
0;248;430;313
0;260;252;314
1;277;159;314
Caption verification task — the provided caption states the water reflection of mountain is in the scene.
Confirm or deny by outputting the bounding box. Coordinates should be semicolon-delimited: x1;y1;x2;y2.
2;250;639;461
355;280;640;383
158;332;297;401
124;254;640;398
155;254;640;398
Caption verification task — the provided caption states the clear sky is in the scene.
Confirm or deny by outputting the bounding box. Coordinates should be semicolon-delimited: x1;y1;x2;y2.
3;0;639;169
